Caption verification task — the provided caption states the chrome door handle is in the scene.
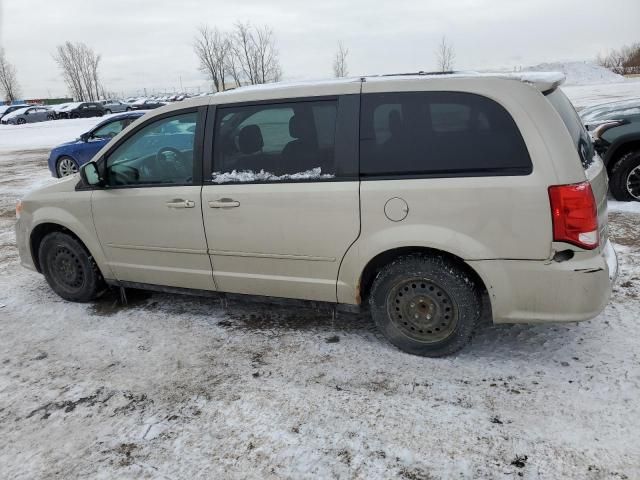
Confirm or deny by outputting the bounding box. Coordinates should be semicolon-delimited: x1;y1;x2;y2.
208;198;240;208
166;199;195;209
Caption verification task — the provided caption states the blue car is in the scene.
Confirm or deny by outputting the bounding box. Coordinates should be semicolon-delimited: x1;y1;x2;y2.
48;111;145;177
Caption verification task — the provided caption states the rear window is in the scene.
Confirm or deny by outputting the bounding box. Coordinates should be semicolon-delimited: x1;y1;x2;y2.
360;91;532;177
546;89;594;169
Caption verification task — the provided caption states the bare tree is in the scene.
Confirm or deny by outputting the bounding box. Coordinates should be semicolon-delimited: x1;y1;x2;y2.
333;41;349;78
597;42;640;75
194;25;233;92
230;22;282;85
0;49;20;102
53;42;103;101
435;36;455;72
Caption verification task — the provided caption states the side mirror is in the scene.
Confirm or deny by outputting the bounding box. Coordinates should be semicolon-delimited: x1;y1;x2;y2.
80;162;103;187
80;132;90;142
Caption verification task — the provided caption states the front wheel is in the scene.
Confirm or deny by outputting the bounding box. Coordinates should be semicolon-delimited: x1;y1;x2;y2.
17;118;26;125
56;156;79;177
104;109;111;115
369;255;481;357
610;150;640;201
126;107;132;111
39;232;105;302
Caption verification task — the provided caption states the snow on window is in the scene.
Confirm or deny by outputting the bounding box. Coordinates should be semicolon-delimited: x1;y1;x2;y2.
211;167;334;183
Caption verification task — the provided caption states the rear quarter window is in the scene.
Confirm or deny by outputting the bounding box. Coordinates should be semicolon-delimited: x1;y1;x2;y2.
360;91;532;177
546;89;594;169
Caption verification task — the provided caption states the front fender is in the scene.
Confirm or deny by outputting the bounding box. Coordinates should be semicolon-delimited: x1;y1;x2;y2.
26;197;114;280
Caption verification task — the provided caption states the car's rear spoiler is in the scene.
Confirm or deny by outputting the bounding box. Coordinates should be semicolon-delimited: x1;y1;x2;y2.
492;72;566;94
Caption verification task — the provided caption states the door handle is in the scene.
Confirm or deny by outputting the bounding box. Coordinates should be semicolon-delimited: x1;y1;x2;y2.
208;198;240;209
166;199;195;209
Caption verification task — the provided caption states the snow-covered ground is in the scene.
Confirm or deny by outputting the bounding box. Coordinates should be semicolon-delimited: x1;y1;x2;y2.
1;79;640;479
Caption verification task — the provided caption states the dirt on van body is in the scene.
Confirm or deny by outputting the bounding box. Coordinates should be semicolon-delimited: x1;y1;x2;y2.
0;148;639;479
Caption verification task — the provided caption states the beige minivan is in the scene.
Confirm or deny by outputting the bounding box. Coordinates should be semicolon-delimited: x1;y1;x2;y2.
16;72;618;356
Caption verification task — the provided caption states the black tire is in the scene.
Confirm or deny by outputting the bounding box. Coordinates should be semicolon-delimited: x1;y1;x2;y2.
610;150;640;201
126;107;132;111
369;255;481;357
70;113;79;119
38;232;105;302
104;109;111;115
17;118;26;125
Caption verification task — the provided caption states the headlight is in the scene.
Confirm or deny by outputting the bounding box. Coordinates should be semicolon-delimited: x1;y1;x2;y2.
592;120;627;140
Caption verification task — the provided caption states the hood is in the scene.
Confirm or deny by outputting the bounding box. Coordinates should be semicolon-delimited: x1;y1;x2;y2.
23;174;79;200
52;139;82;150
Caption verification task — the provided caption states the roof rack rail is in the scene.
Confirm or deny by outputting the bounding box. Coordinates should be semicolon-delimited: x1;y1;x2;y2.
380;71;459;77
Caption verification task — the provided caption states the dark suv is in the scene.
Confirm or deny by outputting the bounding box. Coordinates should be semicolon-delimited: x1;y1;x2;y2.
581;100;640;201
64;102;106;119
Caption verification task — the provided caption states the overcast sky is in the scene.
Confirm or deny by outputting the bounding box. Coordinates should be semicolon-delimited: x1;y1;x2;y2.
1;0;639;98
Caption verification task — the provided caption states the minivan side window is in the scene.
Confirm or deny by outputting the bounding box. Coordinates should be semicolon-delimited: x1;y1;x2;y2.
105;112;197;186
211;100;338;183
360;92;532;177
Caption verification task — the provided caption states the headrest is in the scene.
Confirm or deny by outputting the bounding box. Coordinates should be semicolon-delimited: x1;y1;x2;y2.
238;124;263;154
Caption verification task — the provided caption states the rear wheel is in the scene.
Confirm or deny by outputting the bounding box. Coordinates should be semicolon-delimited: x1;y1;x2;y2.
56;156;78;177
39;232;105;302
369;255;481;357
610;150;640;201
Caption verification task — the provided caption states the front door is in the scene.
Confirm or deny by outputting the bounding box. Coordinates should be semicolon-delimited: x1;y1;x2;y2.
92;109;215;291
201;95;360;302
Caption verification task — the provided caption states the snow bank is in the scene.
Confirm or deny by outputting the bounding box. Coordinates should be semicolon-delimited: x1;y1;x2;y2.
212;167;334;183
525;61;624;86
0;115;122;150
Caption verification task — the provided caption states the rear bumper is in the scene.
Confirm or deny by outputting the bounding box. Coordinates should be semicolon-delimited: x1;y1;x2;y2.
470;240;618;324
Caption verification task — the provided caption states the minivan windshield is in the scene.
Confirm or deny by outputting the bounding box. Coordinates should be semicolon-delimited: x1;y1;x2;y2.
546;89;594;170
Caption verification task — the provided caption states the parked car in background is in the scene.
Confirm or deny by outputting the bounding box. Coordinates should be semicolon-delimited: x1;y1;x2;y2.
48;111;145;177
130;99;167;110
580;99;640;201
0;103;30;121
100;100;131;114
1;106;51;125
16;72;616;357
64;102;106;119
49;102;77;119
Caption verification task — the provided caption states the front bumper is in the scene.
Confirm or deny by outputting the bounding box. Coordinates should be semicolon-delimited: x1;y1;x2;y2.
15;217;37;272
470;240;618;324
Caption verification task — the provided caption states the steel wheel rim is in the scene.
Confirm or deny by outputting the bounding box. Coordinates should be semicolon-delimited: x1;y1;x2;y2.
387;277;458;343
626;165;640;200
58;158;78;176
50;246;84;289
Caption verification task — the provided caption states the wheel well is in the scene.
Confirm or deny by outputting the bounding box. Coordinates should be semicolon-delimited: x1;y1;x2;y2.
30;223;86;272
607;140;640;174
358;247;488;304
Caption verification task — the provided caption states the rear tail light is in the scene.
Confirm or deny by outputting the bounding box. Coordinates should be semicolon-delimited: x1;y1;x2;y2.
548;182;599;250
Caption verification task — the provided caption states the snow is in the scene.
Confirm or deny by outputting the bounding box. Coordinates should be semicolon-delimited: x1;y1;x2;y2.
0;81;639;479
525;61;625;86
563;79;640;110
1;106;32;121
212;167;334;183
0;116;114;150
608;199;640;214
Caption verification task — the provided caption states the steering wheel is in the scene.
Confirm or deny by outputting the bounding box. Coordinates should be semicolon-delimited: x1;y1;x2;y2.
155;146;189;179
